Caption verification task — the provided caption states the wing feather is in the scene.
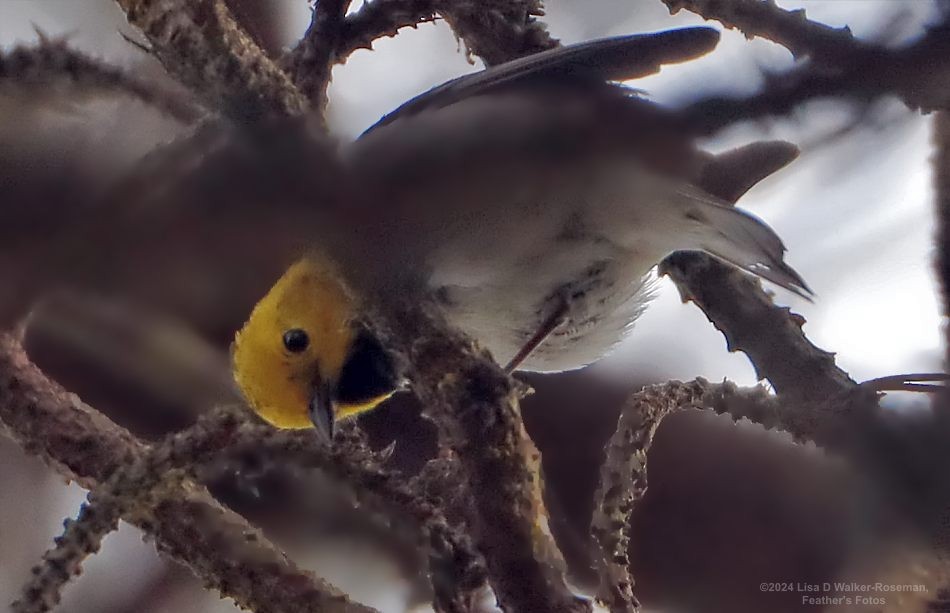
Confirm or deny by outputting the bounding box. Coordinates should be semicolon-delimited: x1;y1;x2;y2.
362;27;719;135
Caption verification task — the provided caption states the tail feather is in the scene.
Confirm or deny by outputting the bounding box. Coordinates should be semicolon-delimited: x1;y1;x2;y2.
678;187;812;299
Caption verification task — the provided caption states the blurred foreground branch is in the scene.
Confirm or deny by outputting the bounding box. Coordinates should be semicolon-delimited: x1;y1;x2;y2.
664;0;870;61
682;20;950;134
0;38;204;123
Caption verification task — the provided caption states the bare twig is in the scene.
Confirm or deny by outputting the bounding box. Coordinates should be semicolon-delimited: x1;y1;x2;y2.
285;0;351;119
13;496;129;613
338;0;440;56
283;0;556;110
378;300;586;612
285;0;555;88
223;0;288;57
698;378;782;427
14;406;254;612
660;254;857;405
0;333;374;613
440;0;557;65
218;423;488;613
114;0;306;121
4;326;480;613
0;39;204;123
663;0;869;61
588;379;832;612
681;22;950;135
409;450;473;529
591;381;707;612
13;462;193;613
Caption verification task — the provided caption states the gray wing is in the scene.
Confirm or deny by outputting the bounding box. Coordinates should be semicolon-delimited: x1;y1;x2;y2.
362;27;719;135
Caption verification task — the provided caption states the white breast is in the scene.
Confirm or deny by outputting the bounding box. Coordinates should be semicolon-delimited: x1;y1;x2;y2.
421;170;665;373
438;261;657;372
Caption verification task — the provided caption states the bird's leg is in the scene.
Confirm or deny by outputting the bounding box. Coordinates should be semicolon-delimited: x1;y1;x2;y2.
503;299;569;374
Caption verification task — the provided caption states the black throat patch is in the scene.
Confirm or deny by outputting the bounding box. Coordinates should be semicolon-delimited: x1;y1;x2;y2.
335;326;400;405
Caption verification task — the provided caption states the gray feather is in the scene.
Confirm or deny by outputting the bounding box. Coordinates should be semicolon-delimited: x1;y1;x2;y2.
363;27;719;135
678;186;812;298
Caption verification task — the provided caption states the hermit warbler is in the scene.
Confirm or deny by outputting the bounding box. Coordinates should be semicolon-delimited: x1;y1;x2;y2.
231;28;809;436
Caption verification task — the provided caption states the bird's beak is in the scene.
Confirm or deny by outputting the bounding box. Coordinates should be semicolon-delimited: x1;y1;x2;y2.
308;377;335;441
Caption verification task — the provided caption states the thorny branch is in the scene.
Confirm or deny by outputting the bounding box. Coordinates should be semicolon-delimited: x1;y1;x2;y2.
218;423;489;612
15;407;259;613
282;0;557;121
336;0;439;57
285;0;351;117
658;0;950;493
662;138;856;420
664;0;870;62
115;0;306;121
378;299;585;612
588;379;829;613
680;10;950;135
590;382;705;612
287;0;557;69
14;489;136;613
660;254;857;405
0;333;374;613
2;322;483;612
13;466;193;613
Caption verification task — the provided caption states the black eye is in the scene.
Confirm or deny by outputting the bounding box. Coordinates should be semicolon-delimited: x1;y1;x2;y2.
282;329;309;353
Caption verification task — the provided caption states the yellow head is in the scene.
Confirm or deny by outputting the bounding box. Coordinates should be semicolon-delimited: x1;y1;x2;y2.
232;258;399;436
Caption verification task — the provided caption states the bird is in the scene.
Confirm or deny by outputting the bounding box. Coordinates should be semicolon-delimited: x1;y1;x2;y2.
230;27;810;438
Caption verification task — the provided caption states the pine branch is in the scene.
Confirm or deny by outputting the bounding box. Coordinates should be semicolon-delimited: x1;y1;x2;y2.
114;0;306;121
285;0;351;120
0;333;374;613
377;299;587;612
219;423;489;612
